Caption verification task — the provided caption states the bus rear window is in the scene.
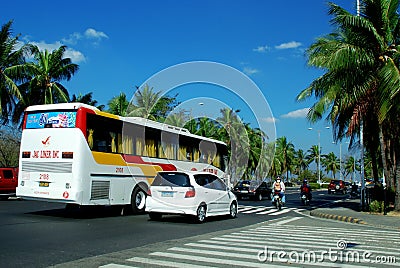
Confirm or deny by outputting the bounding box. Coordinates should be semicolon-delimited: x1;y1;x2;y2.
25;111;77;129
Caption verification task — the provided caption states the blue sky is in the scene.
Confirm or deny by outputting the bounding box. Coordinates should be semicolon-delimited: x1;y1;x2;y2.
2;0;359;162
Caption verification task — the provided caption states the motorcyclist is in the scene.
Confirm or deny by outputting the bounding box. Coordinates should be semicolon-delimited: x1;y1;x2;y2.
272;176;286;204
300;179;312;201
350;182;359;197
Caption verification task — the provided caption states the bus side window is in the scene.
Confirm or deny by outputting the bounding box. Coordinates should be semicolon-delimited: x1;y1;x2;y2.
86;113;122;154
97;140;107;152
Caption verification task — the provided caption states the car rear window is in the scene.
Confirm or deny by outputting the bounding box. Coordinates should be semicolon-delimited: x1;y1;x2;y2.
152;173;191;187
238;181;251;187
2;170;13;179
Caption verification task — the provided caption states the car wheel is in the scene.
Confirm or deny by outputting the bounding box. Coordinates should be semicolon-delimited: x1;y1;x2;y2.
149;212;162;221
195;205;206;223
229;202;238;218
131;187;146;214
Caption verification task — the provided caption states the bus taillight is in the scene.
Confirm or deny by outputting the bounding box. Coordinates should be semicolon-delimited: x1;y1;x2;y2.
62;152;74;159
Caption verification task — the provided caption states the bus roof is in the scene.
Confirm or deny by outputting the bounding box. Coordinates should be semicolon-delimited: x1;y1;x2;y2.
24;102;98;112
123;116;227;146
25;103;227;146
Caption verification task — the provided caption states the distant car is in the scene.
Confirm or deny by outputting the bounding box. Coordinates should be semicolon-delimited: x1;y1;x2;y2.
328;179;347;194
365;179;375;188
145;171;238;223
0;167;18;200
232;179;272;201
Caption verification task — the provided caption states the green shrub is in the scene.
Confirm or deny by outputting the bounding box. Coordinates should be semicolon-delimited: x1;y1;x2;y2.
369;200;384;213
309;183;321;190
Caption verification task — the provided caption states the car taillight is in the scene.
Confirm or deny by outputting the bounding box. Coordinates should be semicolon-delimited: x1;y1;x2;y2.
185;187;195;198
147;188;152;196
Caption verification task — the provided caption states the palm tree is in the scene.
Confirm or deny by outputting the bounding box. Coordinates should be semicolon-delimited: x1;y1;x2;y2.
322;152;340;179
108;92;129;116
11;45;78;126
164;110;188;127
294;149;310;175
196;117;219;139
297;0;400;210
242;125;264;180
24;45;78;104
127;84;161;120
344;156;357;181
0;20;33;125
269;150;283;179
71;92;105;110
216;108;249;181
307;145;320;178
275;136;295;182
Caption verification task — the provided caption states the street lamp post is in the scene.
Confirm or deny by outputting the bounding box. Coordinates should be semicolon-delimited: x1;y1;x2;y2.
338;142;342;181
308;127;330;185
332;141;347;181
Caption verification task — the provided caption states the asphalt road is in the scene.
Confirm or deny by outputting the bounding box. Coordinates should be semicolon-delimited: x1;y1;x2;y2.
0;187;346;268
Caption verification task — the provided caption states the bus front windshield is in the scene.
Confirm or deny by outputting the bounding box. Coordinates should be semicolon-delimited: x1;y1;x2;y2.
25;110;77;129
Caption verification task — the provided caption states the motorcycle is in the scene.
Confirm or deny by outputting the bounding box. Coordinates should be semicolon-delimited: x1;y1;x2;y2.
300;192;310;206
349;188;360;199
273;191;283;210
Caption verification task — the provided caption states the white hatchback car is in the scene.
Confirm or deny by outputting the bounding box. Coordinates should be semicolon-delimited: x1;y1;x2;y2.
145;171;238;223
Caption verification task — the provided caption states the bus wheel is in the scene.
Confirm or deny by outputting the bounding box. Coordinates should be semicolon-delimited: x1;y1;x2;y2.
131;187;146;214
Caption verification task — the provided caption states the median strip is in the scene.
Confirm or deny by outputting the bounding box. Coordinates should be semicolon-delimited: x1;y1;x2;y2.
310;210;366;224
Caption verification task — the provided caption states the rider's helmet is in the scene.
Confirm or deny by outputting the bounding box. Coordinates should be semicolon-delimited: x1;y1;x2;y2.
303;179;308;184
276;176;281;182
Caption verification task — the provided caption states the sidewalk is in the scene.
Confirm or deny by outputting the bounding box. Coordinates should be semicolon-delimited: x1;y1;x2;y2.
309;198;400;230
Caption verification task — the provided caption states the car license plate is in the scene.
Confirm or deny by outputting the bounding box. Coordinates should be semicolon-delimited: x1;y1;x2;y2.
39;181;49;187
161;191;174;197
240;190;248;193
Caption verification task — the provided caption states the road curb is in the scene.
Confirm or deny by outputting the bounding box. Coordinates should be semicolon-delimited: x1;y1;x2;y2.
310;210;366;225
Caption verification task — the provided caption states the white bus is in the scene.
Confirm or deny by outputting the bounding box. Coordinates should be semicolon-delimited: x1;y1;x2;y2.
16;103;228;213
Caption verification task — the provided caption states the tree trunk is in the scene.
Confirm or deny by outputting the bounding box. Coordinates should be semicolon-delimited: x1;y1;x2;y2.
378;128;390;183
395;161;400;211
394;139;400;211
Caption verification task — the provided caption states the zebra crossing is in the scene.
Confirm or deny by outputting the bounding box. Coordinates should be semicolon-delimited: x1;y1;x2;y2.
238;205;305;215
98;217;400;268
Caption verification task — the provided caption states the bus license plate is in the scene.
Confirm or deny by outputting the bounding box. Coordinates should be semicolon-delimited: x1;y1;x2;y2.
161;191;174;197
39;181;50;187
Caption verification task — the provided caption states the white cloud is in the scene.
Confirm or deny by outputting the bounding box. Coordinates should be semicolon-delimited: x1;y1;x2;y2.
275;41;302;50
30;41;86;63
24;28;108;63
62;28;108;46
85;28;108;40
31;41;64;52
262;117;279;123
243;67;259;76
253;45;270;53
62;32;82;45
64;48;86;63
281;108;309;118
